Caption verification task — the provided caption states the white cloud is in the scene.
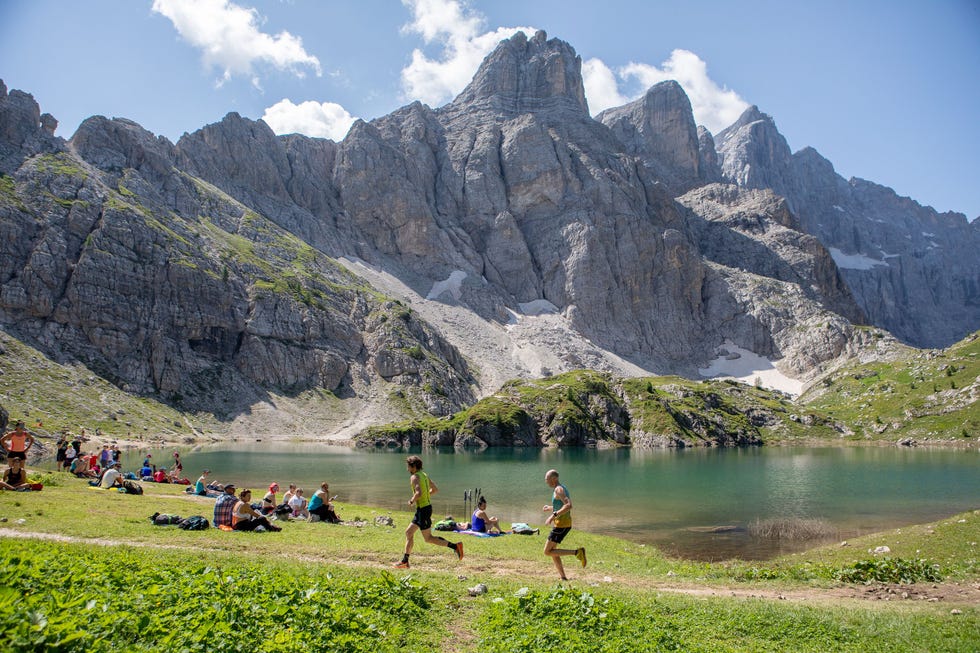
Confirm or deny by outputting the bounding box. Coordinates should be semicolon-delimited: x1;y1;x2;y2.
400;0;536;106
582;58;628;115
620;50;748;132
261;99;357;141
152;0;321;86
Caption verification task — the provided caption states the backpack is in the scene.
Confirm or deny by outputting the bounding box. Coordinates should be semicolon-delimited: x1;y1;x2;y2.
177;516;210;531
151;513;183;526
122;480;143;495
510;522;539;535
433;518;457;532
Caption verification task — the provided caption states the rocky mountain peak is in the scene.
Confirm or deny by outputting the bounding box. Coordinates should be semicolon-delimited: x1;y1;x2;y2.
0;79;61;173
597;80;701;192
71;115;176;181
446;30;588;118
714;104;793;195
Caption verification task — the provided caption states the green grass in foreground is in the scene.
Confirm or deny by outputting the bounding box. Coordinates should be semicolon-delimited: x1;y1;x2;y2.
0;478;977;652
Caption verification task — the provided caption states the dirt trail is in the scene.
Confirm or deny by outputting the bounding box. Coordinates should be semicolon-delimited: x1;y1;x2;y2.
3;528;977;607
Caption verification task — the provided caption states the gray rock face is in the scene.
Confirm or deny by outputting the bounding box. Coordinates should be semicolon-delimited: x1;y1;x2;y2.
0;81;62;173
0;105;474;416
448;30;589;119
597;80;702;192
715;106;795;196
1;27;973;426
715;107;979;347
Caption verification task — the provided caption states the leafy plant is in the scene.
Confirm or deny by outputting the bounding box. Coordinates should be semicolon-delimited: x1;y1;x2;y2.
478;587;679;652
832;557;943;584
0;541;433;652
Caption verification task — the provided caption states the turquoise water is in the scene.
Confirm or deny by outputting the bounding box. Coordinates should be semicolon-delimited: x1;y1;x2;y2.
123;444;979;560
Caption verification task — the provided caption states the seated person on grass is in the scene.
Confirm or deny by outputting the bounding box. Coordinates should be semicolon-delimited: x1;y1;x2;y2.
288;488;309;519
471;496;503;534
71;455;96;478
213;484;238;529
232;489;282;532
195;470;212;496
139;462;153;480
99;461;124;489
1;457;30;490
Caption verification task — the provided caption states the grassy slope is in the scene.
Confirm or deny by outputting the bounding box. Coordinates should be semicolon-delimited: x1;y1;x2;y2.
364;332;979;447
0;477;976;652
801;331;980;444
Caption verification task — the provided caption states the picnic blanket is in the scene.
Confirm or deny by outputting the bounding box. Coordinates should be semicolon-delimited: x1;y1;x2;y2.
456;529;506;538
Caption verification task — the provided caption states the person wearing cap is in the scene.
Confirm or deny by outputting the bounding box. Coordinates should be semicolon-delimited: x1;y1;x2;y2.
1;421;35;461
213;483;239;528
99;461;124;489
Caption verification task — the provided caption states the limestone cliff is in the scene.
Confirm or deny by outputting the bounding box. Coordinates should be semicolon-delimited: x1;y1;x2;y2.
1;30;974;432
714;107;979;348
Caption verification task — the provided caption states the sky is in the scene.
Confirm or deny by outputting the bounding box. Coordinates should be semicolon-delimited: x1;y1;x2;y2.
1;0;977;219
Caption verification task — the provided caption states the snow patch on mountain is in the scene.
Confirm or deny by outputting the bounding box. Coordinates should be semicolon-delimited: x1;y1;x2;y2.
427;270;468;300
829;247;890;271
698;342;803;395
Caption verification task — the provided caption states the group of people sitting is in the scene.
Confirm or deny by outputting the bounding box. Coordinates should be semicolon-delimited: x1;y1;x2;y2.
211;480;342;531
138;452;188;484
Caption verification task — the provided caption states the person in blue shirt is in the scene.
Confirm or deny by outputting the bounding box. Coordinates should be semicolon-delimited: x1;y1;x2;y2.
470;496;502;534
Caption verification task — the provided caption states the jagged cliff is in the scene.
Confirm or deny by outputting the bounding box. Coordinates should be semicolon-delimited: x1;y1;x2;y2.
0;31;976;436
715;106;979;348
0;82;475;423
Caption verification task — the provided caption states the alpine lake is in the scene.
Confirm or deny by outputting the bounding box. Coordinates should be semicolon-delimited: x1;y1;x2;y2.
122;443;979;561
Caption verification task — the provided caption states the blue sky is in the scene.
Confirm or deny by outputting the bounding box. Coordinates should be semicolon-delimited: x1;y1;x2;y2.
1;0;977;219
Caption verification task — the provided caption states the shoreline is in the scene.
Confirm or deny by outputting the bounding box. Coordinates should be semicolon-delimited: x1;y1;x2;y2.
17;430;978;467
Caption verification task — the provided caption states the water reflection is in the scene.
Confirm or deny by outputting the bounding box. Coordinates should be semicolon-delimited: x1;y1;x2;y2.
121;444;979;560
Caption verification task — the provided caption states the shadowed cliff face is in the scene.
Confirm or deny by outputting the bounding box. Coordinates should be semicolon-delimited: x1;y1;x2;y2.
0;29;973;422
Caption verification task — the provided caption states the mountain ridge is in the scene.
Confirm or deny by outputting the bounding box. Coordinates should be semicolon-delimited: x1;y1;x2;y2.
0;31;977;438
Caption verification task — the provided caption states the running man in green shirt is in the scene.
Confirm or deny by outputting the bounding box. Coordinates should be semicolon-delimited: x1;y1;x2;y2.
395;455;464;569
543;468;586;580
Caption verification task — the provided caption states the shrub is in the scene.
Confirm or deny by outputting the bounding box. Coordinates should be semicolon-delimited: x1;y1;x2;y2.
832;557;942;584
748;517;835;541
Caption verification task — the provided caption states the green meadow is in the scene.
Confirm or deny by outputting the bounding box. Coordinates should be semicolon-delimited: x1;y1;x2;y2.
0;475;976;652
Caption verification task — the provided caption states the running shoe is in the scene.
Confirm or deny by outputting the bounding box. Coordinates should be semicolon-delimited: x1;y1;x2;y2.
454;542;465;561
575;547;587;568
394;561;410;569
